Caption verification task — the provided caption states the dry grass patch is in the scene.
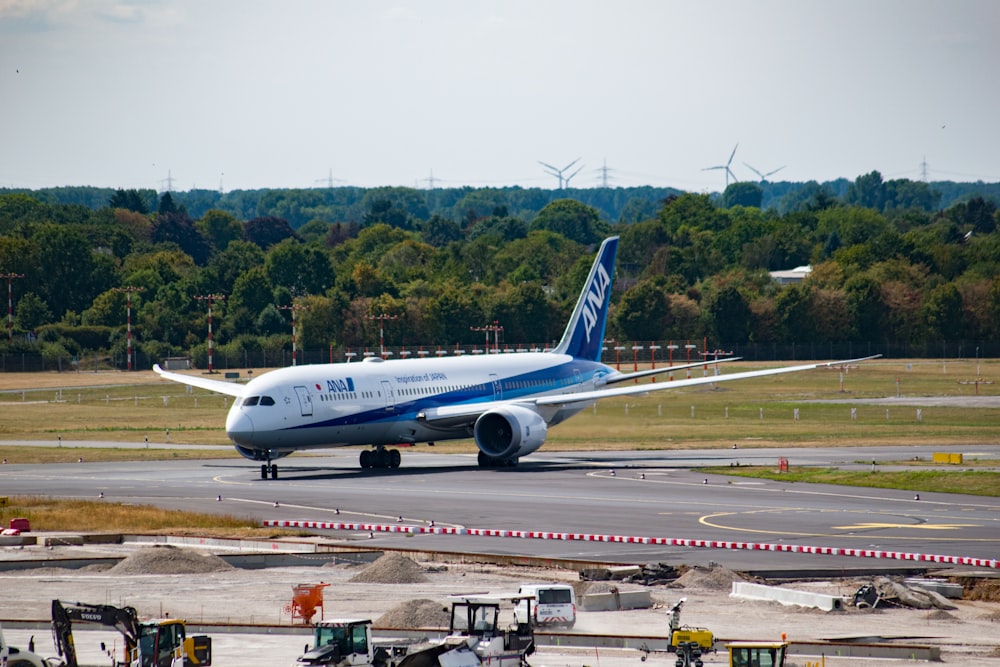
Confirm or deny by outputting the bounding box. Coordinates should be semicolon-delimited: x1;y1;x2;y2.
0;495;299;538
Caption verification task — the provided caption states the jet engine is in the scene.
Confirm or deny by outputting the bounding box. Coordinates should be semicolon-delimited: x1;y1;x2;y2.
473;405;548;462
233;445;291;462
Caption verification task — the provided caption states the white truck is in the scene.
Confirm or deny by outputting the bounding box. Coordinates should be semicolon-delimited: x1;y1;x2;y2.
0;623;52;667
514;584;576;629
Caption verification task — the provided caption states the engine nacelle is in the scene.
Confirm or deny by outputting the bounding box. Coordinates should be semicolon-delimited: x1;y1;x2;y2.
233;445;291;462
474;405;548;460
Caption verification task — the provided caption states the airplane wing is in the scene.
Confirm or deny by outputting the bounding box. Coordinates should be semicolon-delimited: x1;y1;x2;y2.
418;355;880;423
602;358;740;386
153;364;247;398
536;355;881;407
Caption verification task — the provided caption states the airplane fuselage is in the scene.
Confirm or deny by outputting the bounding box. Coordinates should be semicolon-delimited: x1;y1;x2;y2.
226;352;615;454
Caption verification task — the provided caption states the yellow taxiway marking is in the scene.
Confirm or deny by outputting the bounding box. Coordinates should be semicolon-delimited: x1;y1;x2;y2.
831;522;979;531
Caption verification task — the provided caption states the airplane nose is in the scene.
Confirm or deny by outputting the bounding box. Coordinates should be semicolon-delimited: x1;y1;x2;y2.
226;408;254;446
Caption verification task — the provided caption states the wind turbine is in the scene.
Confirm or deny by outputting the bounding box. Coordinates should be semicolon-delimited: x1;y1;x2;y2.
538;158;583;189
743;162;785;183
702;143;739;188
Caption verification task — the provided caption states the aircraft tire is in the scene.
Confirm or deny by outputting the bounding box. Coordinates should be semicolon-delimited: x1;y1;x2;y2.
270;464;278;479
360;449;372;468
389;448;401;468
260;464;268;480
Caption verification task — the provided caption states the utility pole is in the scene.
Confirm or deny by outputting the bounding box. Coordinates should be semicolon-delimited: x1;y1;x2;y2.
470;320;504;353
366;313;398;358
194;294;225;373
279;303;310;366
113;286;145;371
1;272;24;341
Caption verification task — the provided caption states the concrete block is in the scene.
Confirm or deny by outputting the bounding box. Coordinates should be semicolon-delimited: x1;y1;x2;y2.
731;582;845;611
580;590;651;611
903;578;964;599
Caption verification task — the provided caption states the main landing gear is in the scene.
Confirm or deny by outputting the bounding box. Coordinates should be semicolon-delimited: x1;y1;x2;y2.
360;445;401;469
477;451;519;468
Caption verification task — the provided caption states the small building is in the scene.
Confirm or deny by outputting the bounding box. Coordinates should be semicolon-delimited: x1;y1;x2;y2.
161;357;191;370
769;265;812;285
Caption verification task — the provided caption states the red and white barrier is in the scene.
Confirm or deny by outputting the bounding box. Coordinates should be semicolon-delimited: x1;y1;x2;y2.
262;519;998;569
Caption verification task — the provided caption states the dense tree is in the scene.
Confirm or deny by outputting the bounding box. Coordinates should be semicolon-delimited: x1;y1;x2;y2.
530;199;609;245
613;281;669;342
196;209;243;251
151;211;211;265
245;216;298;249
265;239;334;295
108;188;149;214
720;182;763;209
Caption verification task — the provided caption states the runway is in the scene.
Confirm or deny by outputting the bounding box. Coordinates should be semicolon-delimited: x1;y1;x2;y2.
2;443;999;572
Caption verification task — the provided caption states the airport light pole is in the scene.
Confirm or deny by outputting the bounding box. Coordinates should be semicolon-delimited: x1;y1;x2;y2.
194;294;225;374
113;286;145;371
1;272;24;341
279;303;309;366
366;313;398;358
470;320;503;353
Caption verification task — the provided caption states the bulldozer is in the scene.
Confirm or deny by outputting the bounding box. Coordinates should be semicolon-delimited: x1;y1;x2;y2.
50;600;211;667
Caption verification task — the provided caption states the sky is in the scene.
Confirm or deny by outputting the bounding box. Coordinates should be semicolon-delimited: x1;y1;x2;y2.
1;0;998;194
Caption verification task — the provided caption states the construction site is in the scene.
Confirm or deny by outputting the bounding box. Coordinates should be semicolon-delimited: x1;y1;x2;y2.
2;534;999;667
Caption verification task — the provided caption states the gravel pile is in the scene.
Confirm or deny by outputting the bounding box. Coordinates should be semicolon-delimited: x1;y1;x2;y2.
673;564;745;590
348;553;428;584
108;545;233;575
376;598;450;628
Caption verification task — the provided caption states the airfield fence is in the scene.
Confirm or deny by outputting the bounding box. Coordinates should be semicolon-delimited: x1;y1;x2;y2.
2;339;1000;373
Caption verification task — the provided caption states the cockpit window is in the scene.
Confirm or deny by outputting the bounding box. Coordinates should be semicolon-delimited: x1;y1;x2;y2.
260;396;275;406
243;396;260;406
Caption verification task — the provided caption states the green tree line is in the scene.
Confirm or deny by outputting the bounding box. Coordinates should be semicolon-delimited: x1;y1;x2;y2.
1;170;999;370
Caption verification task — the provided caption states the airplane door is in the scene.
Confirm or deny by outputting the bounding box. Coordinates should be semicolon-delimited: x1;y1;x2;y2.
490;374;501;400
293;386;313;417
380;380;395;412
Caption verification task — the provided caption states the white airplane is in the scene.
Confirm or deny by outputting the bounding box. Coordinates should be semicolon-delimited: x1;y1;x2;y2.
155;236;878;479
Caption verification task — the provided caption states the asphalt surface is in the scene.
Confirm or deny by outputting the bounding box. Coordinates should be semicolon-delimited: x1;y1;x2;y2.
2;443;999;572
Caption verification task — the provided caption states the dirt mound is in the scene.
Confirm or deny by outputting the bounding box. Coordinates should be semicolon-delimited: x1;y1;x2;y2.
349;553;427;584
376;598;449;628
957;578;1000;602
582;581;646;595
674;564;745;591
924;609;957;621
108;545;233;575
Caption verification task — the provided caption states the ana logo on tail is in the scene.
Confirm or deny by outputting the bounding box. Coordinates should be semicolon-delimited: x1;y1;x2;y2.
581;263;611;344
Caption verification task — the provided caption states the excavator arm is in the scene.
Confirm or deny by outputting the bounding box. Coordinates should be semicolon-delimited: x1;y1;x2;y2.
51;600;141;667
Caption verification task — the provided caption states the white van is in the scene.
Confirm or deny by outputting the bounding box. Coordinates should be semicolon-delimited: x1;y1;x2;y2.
515;584;576;628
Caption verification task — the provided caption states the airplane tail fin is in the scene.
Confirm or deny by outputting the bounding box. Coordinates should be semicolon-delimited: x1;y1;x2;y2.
551;236;618;361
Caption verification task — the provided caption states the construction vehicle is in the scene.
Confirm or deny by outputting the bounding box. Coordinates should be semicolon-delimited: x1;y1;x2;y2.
395;594;535;667
50;600;211;667
640;597;714;662
293;595;534;667
665;598;714;654
726;641;788;667
292;619;408;667
1;623;53;667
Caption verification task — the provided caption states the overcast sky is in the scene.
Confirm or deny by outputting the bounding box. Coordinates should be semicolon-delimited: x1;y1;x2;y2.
2;0;998;194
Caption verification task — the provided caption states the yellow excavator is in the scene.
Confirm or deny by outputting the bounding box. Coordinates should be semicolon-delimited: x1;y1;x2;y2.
50;600;211;667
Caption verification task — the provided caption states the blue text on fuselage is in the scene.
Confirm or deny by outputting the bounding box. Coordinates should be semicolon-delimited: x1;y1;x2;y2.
326;378;355;392
581;264;611;343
